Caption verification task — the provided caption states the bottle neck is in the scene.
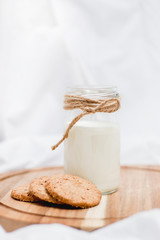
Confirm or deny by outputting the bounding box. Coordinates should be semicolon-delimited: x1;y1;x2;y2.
66;86;119;100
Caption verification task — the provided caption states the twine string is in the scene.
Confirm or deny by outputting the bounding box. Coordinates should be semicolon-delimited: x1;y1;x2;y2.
51;94;120;150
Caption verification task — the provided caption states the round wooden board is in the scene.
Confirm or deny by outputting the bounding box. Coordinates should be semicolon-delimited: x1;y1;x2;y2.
0;165;160;232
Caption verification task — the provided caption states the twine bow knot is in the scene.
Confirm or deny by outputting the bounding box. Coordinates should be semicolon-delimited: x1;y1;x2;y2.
51;95;120;150
85;107;96;113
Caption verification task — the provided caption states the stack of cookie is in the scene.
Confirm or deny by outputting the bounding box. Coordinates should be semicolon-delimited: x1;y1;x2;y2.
11;175;102;208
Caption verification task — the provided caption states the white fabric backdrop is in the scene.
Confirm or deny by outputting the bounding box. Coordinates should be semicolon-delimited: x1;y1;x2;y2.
0;0;160;238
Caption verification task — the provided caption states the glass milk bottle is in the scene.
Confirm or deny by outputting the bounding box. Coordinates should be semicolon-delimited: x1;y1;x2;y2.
64;86;120;194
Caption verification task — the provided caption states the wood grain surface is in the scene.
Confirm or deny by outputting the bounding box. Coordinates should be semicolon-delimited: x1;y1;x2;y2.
0;165;160;232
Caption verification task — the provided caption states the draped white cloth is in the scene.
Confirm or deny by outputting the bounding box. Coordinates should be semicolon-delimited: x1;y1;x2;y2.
0;0;160;238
